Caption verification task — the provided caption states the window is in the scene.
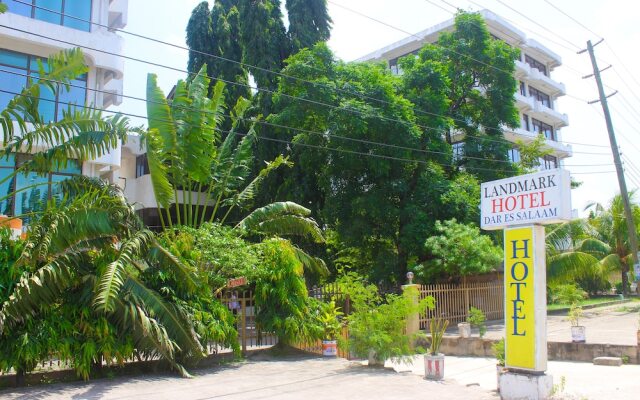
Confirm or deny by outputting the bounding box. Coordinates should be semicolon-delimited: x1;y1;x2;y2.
2;0;92;31
521;113;530;131
508;148;521;163
525;55;547;76
0;153;81;224
136;154;150;178
0;49;87;123
529;86;551;108
452;142;464;162
540;155;558;170
519;81;527;96
531;118;555;141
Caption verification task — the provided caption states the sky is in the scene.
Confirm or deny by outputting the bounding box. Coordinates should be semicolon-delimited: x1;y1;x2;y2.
112;0;640;216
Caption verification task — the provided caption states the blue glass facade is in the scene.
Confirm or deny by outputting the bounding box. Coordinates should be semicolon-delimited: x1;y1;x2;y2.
0;49;87;123
0;154;81;222
2;0;92;31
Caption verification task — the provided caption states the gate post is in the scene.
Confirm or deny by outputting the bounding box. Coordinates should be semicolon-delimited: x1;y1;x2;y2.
402;272;420;341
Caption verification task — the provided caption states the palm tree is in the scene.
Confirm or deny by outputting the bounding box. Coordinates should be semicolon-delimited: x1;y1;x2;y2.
546;192;640;295
144;66;327;274
0;177;203;379
586;192;640;294
546;219;613;295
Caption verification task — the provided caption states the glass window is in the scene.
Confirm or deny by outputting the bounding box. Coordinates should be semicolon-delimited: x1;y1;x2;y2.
540;155;558;170
0;49;29;69
2;0;33;17
529;86;551;108
519;81;526;96
63;0;91;31
525;55;547;76
136;154;150;178
0;66;28;112
34;0;62;25
532;118;554;141
0;154;15;216
508;148;521;163
0;49;87;123
521;113;530;131
2;0;92;32
57;78;87;120
14;171;49;222
452;142;464;162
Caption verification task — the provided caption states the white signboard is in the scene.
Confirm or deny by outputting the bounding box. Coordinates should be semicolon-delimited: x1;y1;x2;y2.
481;169;572;230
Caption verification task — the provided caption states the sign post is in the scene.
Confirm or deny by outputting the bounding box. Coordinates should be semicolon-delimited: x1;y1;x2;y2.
481;169;572;399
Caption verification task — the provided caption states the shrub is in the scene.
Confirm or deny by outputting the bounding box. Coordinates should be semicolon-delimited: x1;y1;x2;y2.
549;283;587;305
468;307;487;338
413;219;502;283
492;338;505;366
337;274;434;364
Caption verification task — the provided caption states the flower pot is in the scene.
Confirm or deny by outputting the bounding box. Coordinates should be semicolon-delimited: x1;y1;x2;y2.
424;353;445;380
322;340;337;357
571;325;586;343
458;322;471;338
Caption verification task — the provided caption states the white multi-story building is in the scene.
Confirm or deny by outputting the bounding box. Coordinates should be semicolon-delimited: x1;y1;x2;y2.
0;0;128;222
358;10;572;170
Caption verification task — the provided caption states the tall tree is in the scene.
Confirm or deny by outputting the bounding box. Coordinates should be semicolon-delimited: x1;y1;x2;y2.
237;0;290;91
186;1;249;106
402;11;520;182
286;0;332;53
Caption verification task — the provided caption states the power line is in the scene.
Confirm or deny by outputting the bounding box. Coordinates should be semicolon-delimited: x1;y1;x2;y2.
0;66;612;167
0;87;529;175
492;0;581;51
0;24;611;157
541;0;602;41
6;0;607;148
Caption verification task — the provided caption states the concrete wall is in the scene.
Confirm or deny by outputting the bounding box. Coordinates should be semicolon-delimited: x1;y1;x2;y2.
420;336;640;365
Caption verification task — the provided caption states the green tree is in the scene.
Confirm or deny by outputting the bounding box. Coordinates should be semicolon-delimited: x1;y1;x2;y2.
401;11;520;181
286;0;332;53
186;1;249;107
545;220;613;295
587;193;640;294
412;219;502;283
238;0;289;91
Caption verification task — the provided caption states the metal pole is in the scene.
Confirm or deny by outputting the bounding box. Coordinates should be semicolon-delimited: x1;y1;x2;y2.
585;40;639;292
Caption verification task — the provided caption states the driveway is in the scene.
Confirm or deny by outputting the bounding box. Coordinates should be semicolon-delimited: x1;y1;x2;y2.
1;354;498;400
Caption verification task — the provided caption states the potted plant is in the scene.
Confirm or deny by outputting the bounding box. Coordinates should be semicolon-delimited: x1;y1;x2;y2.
492;338;506;392
468;307;487;338
569;303;586;343
319;300;343;357
339;277;434;367
424;316;449;380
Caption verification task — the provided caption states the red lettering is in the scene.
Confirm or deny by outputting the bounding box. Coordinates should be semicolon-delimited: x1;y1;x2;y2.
492;198;504;213
505;196;516;211
540;191;550;207
530;192;539;208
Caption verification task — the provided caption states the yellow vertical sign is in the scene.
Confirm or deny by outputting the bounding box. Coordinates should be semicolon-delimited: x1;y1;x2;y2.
504;227;536;370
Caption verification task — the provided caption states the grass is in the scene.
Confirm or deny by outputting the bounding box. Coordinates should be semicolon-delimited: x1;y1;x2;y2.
547;296;622;311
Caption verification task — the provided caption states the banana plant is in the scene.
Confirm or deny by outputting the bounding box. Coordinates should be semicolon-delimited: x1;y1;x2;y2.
144;66;327;275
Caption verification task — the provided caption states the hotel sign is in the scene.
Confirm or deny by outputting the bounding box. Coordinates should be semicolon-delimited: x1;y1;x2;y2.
481;169;572;373
480;169;572;230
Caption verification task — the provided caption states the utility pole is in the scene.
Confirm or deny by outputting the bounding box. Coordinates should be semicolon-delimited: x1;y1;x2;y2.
581;39;639;293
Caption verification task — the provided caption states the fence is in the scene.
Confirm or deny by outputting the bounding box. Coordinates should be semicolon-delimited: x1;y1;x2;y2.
219;290;278;354
418;281;504;330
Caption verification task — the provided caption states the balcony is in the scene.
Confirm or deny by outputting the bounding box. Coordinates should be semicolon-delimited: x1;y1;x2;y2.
514;92;534;110
503;126;573;158
530;100;569;128
109;0;129;30
528;67;566;97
